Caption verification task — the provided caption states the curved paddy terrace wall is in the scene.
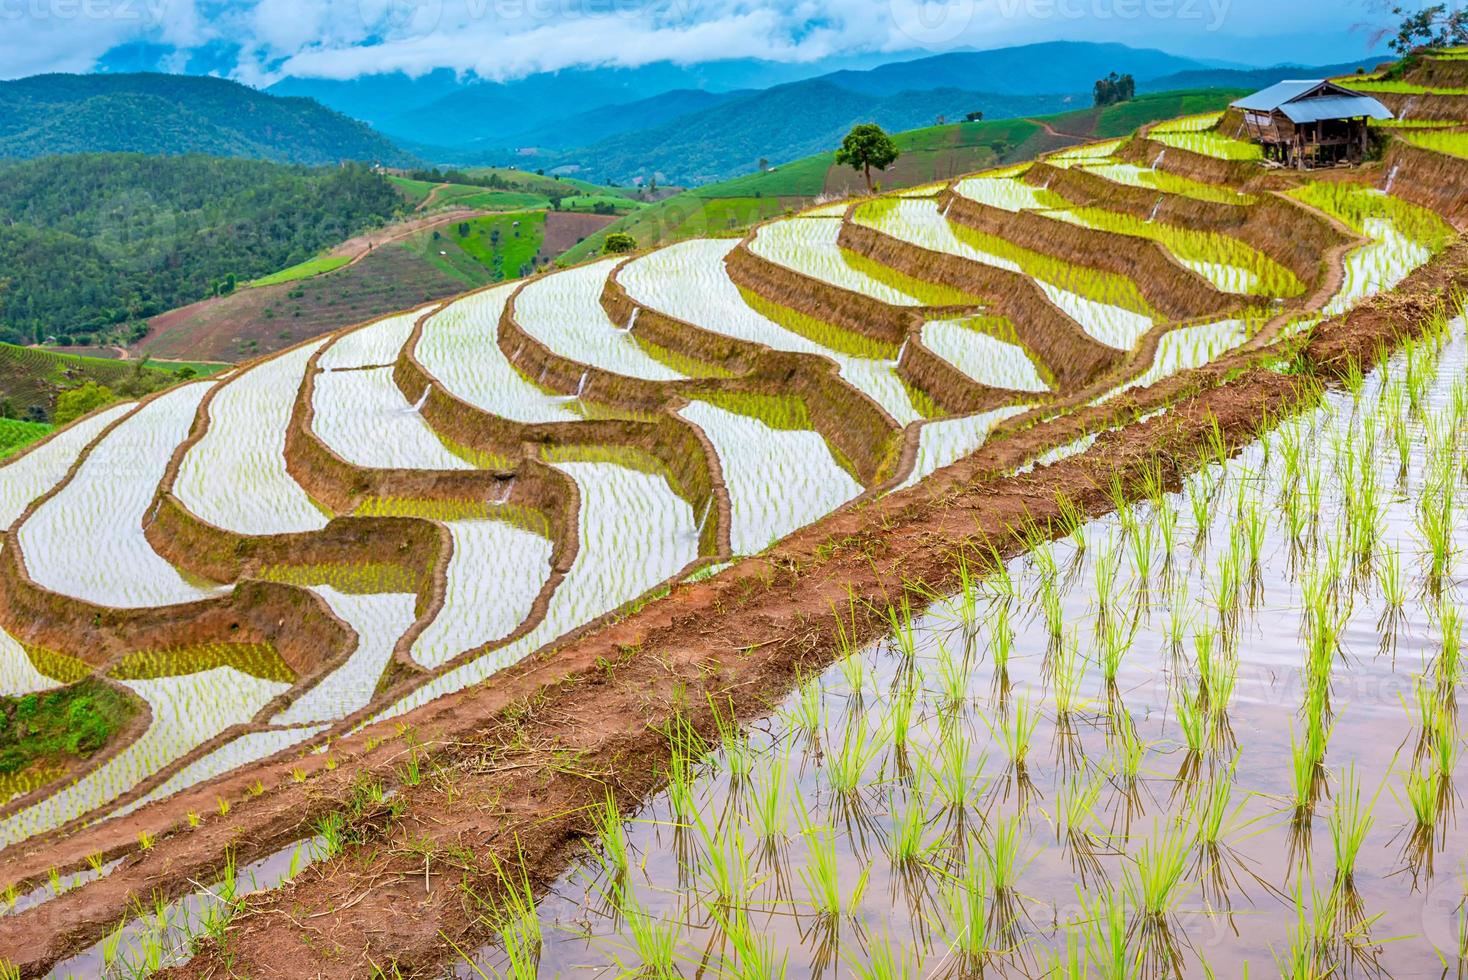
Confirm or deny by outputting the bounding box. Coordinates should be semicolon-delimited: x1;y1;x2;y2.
723;237;916;345
836;216;1124;386
391;299;728;557
722;235;1019;417
6;90;1468;974
1121;134;1259;187
938;185;1234;320
1024;162;1351;285
1382;138;1468;226
1372;89;1468;122
1402;55;1468;89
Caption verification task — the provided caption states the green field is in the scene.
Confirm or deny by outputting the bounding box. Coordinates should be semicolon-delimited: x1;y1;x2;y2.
0;417;52;458
389;172;645;216
462;167;642;200
1051;89;1250;139
558;90;1242;265
0;344;215;421
401;212;548;286
249;255;352;288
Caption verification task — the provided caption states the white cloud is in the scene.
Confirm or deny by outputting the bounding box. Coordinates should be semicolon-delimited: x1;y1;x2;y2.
0;0;1388;83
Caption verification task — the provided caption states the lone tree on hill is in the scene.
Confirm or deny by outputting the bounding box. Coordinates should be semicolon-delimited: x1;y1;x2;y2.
1383;3;1468;53
836;123;900;193
1093;72;1136;107
603;232;637;255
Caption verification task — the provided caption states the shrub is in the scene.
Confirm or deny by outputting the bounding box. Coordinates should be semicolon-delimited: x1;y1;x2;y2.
53;381;116;425
603;233;638;255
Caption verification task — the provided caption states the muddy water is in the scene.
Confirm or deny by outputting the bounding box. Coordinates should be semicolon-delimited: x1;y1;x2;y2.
455;325;1468;978
45;835;327;979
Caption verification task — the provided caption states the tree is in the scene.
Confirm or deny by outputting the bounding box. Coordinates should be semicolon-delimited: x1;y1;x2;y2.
1093;72;1136;107
758;157;769;172
54;382;116;425
1384;3;1468;52
965;111;984;123
835;124;900;193
603;233;637;255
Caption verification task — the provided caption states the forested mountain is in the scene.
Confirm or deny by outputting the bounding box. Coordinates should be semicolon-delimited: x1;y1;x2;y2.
566;81;1076;185
0;155;406;346
0;74;417;166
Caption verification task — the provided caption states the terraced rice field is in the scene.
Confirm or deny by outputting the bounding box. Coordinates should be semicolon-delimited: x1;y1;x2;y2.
2;53;1468;978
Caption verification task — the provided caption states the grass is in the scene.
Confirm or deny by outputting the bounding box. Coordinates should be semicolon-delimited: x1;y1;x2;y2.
405;212;548;286
1288;180;1456;253
1152;131;1263;161
738;288;898;360
1348;78;1468;95
110;643;295;685
1397;129;1468;161
1058;206;1305;297
0;343;193;419
0;678;137;781
249;255;351;288
0;417;51;458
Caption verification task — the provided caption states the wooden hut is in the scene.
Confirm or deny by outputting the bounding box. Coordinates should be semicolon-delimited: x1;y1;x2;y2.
1232;80;1393;169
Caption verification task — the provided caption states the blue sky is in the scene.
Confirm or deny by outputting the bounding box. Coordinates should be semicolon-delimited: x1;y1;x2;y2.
0;0;1402;82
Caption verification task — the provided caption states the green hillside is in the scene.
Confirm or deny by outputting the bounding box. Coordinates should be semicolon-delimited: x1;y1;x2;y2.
0;155;406;347
559;89;1243;265
0;344;224;422
0;73;416;166
403;213;550;283
0;418;51;459
389;167;647;215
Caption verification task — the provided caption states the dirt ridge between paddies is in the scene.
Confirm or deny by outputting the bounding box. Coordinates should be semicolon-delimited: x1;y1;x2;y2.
2;236;1454;979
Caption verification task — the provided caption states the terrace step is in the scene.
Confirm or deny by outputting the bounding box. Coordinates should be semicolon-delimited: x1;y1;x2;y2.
939;186;1236;320
836;211;1126;388
1024;163;1351;288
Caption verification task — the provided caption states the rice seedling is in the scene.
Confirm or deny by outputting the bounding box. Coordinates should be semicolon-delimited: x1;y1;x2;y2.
990;599;1015;679
828;712;883;799
1060;772;1107;879
933;639;969;715
1273;879;1335;980
846;931;919;980
1098;613;1135;689
747;747;790;844
1076;884;1132;979
982;814;1026;927
1052;632;1089;725
1328;764;1378;890
1124;820;1194;969
991;695;1039;776
927;725;985;819
589;792;630;887
941;836;993;970
888;792;938;869
1289;709;1333;820
717;905;790;980
617;896;681;980
799;822;869;923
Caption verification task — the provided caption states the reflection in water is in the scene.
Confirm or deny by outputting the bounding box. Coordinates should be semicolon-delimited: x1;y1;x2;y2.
456;322;1468;977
